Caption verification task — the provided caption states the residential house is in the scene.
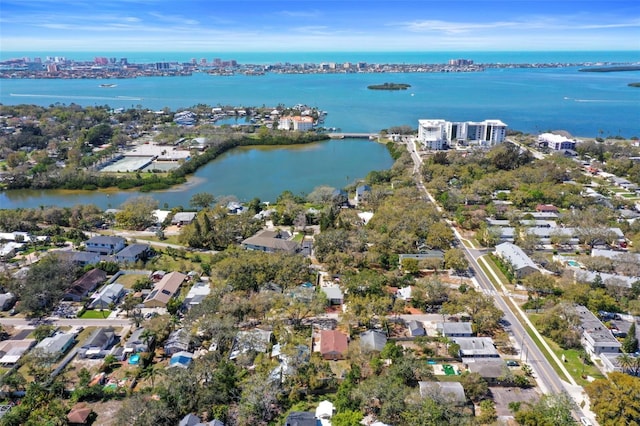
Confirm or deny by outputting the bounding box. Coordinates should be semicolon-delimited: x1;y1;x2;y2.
575;270;639;289
143;271;187;308
355;184;371;206
55;250;101;267
78;327;116;358
63;269;107;302
319;330;348;360
67;403;93;426
408;320;426;337
437;322;474;337
88;283;125;309
35;332;75;359
465;359;509;384
494;242;539;278
164;328;191;356
0;293;16;311
229;329;273;360
84;235;126;255
183;281;211;309
179;413;225;426
0;242;23;260
320;286;343;305
241;229;299;254
418;381;466;405
452;337;500;359
315;400;335;423
284;411;319;426
360;330;387;353
600;353;624;373
0;339;36;365
171;212;197;226
124;327;153;354
575;305;621;355
114;243;150;264
535;204;559;214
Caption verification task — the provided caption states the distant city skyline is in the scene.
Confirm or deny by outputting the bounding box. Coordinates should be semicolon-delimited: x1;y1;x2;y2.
1;0;639;52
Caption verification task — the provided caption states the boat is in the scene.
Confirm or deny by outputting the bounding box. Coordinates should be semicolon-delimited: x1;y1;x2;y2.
99;83;117;88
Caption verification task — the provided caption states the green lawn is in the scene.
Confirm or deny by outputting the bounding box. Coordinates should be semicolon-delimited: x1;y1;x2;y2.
79;309;112;319
538;336;606;386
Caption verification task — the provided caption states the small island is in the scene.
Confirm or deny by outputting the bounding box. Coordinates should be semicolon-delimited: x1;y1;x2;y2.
367;82;411;90
629;82;640;88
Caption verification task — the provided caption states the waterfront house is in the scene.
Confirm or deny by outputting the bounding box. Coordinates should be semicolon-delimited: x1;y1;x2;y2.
88;283;125;309
319;330;348;360
114;243;151;264
171;212;197;226
84;235;126;255
143;271;187;308
494;242;539;278
355;184;371;206
419;381;466;405
63;268;107;302
241;229;299;254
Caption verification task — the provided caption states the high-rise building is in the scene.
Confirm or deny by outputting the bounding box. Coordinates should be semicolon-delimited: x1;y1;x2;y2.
417;119;507;150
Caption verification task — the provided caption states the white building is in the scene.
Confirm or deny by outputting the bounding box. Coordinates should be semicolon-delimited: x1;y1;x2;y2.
417;118;507;150
538;133;578;151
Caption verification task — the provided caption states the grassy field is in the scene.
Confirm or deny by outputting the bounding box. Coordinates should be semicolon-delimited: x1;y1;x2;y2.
79;310;112;319
115;273;149;290
540;335;605;386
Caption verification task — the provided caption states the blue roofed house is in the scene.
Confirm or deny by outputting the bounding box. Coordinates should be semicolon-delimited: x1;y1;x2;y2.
84;235;126;255
114;244;151;264
355;184;371;206
169;351;194;369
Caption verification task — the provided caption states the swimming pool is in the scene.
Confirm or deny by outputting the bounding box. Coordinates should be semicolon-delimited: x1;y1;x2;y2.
128;353;140;365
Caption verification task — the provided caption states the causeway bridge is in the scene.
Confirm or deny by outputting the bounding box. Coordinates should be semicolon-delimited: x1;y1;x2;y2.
327;132;379;139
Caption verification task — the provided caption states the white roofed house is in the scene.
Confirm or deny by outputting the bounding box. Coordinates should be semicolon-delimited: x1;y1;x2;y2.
452;337;500;360
34;332;75;360
88;283;125;309
84;235;126;255
575;305;622;355
494;242;539;279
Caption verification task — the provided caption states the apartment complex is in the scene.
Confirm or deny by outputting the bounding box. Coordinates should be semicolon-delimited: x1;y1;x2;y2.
417;119;507;150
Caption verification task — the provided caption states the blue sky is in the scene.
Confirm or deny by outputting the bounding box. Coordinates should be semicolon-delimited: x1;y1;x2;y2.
1;0;639;52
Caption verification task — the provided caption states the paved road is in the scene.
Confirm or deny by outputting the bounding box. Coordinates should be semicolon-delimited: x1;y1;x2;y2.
405;138;591;422
0;317;133;328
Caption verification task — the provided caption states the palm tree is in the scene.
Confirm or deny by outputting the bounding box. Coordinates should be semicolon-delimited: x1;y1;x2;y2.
618;352;633;374
140;328;156;352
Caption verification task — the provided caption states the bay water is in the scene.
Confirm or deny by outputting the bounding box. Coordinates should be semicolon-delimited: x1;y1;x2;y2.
1;50;639;209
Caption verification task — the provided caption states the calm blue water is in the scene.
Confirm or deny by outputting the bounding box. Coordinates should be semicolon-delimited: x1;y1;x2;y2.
3;66;639;137
0;139;394;209
1;50;639;209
